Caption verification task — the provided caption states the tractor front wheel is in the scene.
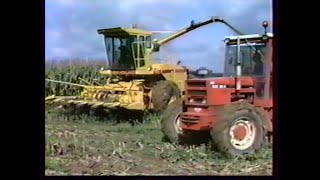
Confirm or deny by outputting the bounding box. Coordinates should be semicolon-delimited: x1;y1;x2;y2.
210;102;266;158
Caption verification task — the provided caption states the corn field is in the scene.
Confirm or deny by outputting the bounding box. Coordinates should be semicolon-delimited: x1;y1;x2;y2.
45;59;272;176
45;59;108;97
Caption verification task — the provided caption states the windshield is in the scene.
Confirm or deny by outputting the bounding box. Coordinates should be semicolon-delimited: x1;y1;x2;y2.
224;43;266;77
104;36;135;70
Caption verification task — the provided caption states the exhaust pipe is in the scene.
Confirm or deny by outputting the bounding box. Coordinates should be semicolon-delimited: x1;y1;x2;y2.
235;37;242;91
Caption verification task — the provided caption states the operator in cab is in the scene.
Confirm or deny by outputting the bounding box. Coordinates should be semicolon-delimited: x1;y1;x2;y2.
118;39;132;68
252;49;263;75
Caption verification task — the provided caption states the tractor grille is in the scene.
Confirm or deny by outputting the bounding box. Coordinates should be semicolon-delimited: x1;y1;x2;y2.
188;90;206;96
186;80;207;105
180;113;200;124
187;80;206;87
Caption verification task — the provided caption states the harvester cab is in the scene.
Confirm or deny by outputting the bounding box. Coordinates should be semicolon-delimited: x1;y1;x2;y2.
161;21;273;157
97;27;153;70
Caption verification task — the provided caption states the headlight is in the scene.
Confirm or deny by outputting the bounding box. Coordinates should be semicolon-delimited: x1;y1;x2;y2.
189;98;194;103
202;99;207;104
147;66;152;71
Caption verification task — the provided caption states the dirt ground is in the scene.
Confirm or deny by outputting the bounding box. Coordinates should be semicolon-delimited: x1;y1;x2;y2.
45;111;272;176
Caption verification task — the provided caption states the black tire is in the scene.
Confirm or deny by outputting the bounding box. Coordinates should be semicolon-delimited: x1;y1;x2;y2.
151;80;181;112
161;98;209;145
210;101;266;158
161;98;184;143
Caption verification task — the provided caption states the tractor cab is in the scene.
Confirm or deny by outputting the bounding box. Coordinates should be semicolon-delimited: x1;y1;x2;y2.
223;32;273;100
223;33;273;77
97;27;154;70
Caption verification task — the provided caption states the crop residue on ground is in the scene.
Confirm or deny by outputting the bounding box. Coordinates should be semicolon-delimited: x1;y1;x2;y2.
45;111;272;176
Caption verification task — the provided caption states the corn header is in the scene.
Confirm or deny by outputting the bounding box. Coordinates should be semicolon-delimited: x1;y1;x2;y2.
45;65;183;112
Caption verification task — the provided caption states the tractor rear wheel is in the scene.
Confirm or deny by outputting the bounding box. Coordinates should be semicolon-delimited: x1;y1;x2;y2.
151;80;181;112
161;98;209;145
210;102;266;158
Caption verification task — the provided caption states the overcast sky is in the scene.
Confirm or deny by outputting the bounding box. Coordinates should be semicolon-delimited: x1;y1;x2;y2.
45;0;273;72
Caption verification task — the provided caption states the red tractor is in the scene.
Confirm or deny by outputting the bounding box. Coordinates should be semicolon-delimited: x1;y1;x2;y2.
161;21;273;157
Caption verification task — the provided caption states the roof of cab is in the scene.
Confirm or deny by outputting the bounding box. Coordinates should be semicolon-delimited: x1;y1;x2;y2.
224;33;273;40
97;27;152;37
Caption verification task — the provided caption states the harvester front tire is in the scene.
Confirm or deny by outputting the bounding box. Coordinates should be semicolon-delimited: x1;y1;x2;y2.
210;101;266;158
152;80;181;112
161;98;185;143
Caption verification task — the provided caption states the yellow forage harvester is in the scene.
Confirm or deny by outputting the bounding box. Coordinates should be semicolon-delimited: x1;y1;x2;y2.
45;16;243;114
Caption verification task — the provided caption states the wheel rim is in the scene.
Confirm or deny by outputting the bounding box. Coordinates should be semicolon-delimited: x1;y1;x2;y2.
173;112;183;134
229;118;256;150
